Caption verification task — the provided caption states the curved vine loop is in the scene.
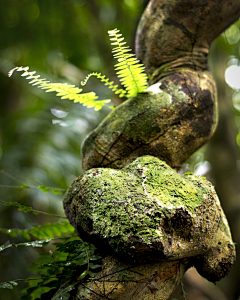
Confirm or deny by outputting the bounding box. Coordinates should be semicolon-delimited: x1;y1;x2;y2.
63;1;240;299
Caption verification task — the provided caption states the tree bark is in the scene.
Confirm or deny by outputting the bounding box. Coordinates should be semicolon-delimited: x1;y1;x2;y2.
60;1;240;299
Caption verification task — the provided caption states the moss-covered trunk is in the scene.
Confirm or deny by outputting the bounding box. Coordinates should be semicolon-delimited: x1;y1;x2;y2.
60;1;240;299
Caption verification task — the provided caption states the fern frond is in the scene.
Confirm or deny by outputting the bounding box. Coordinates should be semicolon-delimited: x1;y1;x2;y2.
81;72;127;98
81;73;96;86
108;28;148;97
0;221;75;240
8;67;112;111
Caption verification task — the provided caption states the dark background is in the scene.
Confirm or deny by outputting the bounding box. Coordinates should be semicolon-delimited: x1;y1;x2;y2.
0;1;240;299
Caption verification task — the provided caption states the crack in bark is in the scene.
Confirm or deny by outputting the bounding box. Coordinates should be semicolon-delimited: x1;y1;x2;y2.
164;18;195;41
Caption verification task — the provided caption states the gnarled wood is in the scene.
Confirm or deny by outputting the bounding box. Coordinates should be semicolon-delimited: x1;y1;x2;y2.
61;0;240;299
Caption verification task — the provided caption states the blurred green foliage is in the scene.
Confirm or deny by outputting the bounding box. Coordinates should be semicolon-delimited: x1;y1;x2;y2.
0;1;147;298
0;1;240;299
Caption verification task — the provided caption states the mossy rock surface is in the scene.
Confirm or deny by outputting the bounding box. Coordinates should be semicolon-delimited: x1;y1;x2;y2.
64;156;221;261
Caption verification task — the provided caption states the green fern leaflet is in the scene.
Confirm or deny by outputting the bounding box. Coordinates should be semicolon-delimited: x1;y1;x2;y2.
8;67;111;111
108;28;148;97
81;29;148;98
81;72;127;98
8;29;148;111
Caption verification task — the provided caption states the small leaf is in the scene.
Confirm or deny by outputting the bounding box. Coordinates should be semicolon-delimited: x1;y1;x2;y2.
0;200;65;218
38;186;49;193
79;258;88;265
89;263;101;269
87;271;95;278
75;252;87;259
89;255;102;261
52;283;77;300
180;291;189;296
79;270;88;280
51;189;63;194
21;184;30;188
94;105;102;111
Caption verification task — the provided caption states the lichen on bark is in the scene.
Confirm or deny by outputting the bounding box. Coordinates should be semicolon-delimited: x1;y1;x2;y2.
82;69;217;172
61;0;240;298
63;156;235;299
64;156;234;264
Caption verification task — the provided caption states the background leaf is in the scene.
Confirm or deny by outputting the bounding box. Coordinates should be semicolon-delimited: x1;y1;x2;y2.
0;221;74;240
0;239;51;252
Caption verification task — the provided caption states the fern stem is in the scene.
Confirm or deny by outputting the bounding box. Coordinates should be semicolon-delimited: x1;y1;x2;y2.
0;184;66;191
0;200;67;218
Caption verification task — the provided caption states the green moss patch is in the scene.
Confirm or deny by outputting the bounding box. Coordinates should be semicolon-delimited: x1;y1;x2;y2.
64;156;213;258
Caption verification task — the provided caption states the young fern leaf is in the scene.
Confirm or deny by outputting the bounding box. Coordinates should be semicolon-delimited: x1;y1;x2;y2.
81;72;127;98
8;66;112;111
108;28;148;98
80;28;148;99
8;29;148;109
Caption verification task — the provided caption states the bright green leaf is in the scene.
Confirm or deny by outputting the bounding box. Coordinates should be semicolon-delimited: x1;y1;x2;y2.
21;184;30;188
51;189;63;194
79;270;88;280
38;185;49;193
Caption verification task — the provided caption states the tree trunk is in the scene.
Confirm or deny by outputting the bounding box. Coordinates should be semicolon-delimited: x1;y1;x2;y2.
60;1;240;299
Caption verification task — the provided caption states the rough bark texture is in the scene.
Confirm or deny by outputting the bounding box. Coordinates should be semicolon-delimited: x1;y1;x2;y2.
60;0;240;299
72;258;186;300
64;156;235;286
135;0;240;79
65;157;221;261
82;70;217;171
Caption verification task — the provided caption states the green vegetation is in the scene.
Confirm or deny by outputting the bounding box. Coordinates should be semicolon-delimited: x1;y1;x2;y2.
8;28;148;111
1;238;101;300
1;1;240;299
1;27;148;299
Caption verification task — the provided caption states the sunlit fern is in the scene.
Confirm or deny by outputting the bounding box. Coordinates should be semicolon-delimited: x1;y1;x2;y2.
81;72;127;98
81;28;148;98
109;28;148;97
8;28;148;111
8;66;112;111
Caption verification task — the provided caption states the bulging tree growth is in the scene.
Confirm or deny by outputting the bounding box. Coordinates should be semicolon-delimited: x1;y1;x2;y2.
62;0;240;299
3;0;240;299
